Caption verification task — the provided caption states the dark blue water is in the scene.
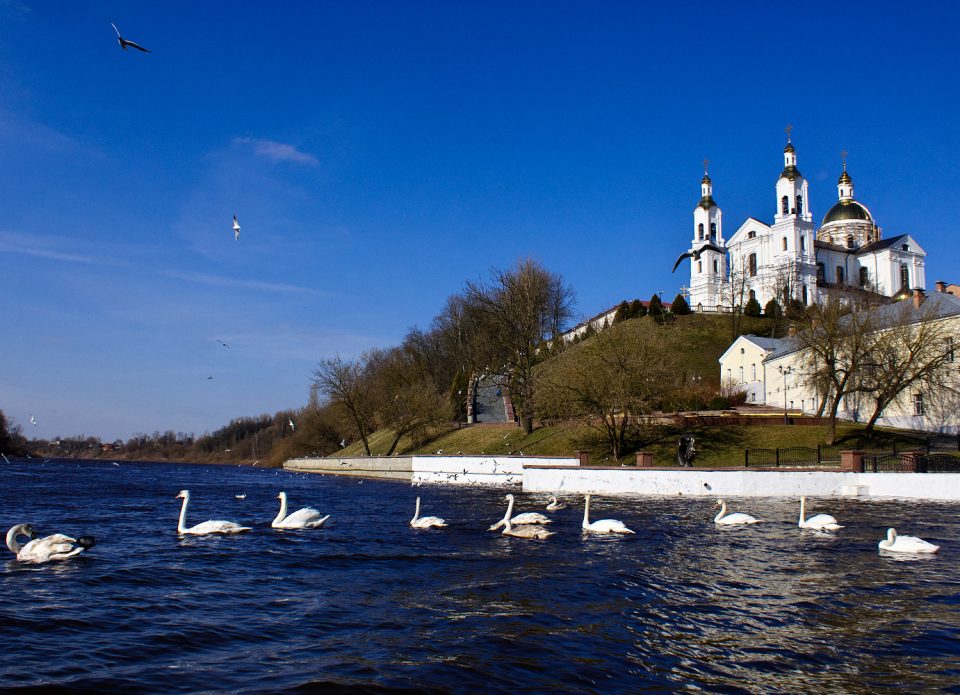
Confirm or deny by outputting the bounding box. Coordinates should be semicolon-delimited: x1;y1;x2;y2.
2;459;959;693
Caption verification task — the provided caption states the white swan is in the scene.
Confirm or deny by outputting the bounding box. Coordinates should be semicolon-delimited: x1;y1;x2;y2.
6;523;96;563
546;496;566;511
582;494;635;534
502;515;555;539
878;527;939;554
488;493;551;531
798;496;843;531
410;496;447;529
176;490;251;535
714;499;760;525
272;491;329;529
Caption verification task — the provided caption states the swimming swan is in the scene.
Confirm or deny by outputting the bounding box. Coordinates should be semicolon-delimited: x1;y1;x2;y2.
6;523;96;563
714;499;760;525
581;494;635;534
488;493;551;531
273;491;330;529
410;496;447;529
546;496;566;511
798;496;843;531
502;515;555;539
176;490;251;535
878;528;939;554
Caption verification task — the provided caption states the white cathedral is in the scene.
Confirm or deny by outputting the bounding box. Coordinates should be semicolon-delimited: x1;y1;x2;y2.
680;133;927;312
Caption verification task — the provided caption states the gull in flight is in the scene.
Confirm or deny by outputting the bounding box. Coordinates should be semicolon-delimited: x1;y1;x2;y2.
672;241;724;273
111;23;150;52
217;339;229;348
288;418;296;432
29;415;37;427
232;215;241;240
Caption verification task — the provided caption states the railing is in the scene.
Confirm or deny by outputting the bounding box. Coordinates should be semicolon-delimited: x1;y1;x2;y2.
862;453;910;472
917;453;960;473
744;443;842;467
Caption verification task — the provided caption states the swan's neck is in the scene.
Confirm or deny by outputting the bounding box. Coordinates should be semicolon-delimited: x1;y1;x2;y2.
888;528;897;544
799;497;806;525
412;497;421;523
503;496;515;522
583;496;591;526
5;525;24;553
274;495;288;525
714;501;727;523
177;494;190;534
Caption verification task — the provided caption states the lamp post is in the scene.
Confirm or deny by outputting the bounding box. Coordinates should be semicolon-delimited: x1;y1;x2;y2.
779;365;792;424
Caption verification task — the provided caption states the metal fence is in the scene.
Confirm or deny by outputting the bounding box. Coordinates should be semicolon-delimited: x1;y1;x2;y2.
862;453;910;472
744;444;841;468
917;453;960;473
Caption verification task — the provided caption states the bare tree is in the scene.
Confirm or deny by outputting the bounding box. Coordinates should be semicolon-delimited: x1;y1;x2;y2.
793;297;877;444
536;324;675;459
312;354;378;455
465;258;576;433
857;303;960;436
721;257;750;341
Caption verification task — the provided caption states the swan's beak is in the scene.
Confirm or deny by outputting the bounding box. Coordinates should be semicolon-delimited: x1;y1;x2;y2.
28;527;39;539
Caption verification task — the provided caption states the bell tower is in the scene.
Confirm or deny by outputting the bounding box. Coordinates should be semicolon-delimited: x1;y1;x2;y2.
688;160;727;311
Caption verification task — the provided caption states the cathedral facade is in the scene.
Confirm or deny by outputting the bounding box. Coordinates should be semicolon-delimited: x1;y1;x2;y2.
681;136;927;312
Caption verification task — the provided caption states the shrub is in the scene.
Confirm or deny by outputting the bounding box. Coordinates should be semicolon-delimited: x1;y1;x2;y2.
671;293;691;315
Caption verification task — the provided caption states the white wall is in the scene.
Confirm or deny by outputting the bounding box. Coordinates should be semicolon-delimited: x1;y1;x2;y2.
412;456;577;486
522;466;960;501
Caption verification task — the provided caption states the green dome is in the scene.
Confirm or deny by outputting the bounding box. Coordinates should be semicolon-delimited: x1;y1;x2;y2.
822;200;871;225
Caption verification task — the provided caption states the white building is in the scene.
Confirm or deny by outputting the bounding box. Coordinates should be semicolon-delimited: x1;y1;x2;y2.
717;335;782;405
680;135;927;312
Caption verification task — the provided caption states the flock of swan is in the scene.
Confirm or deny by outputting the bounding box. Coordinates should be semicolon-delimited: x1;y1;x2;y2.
5;489;941;564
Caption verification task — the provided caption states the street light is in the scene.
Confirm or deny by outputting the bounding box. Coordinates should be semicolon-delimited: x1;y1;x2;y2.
778;365;792;424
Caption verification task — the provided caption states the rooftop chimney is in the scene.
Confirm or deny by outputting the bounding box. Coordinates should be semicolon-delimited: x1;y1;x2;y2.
913;288;926;308
936;280;947;293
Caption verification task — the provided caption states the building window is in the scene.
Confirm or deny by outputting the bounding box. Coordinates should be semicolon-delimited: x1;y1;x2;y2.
900;264;909;291
713;259;719;273
726;368;732;384
781;196;789;214
800;235;806;252
902;244;909;251
846;235;855;249
816;263;825;282
710;222;717;238
740;347;745;354
802;285;808;304
698;260;702;273
796;195;803;215
748;230;756;239
750;392;756;402
836;266;844;284
748;253;757;277
782;237;788;251
739;366;744;383
698;223;704;240
947;337;955;363
751;364;756;380
859;267;868;288
914;393;925;416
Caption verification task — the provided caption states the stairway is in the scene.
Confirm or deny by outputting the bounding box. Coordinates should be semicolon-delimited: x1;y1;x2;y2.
473;374;510;423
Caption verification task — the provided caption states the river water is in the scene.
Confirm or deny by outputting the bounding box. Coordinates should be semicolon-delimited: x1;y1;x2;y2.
1;458;958;692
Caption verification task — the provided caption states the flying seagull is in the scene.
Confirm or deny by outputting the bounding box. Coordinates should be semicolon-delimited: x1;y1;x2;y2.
111;23;150;52
232;215;241;240
288;418;296;432
29;414;38;427
217;339;229;348
672;241;724;273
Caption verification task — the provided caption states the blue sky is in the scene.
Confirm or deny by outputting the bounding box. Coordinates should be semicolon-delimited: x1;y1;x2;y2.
1;1;957;441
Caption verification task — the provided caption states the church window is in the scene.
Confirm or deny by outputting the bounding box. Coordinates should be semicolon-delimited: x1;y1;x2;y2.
781;196;789;214
800;235;805;251
782;237;788;251
713;259;719;273
796;195;803;215
816;263;825;282
749;289;756;300
748;253;757;277
859;267;868;287
846;235;855;249
698;223;704;240
836;266;844;284
901;244;909;251
710;222;717;238
697;260;702;273
914;392;925;416
900;264;909;290
802;285;808;304
748;230;756;239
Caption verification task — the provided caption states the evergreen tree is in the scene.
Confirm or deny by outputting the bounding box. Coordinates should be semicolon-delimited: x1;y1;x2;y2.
744;296;762;317
671;293;691;315
613;301;629;324
629;299;646;318
647;294;664;322
763;298;782;319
